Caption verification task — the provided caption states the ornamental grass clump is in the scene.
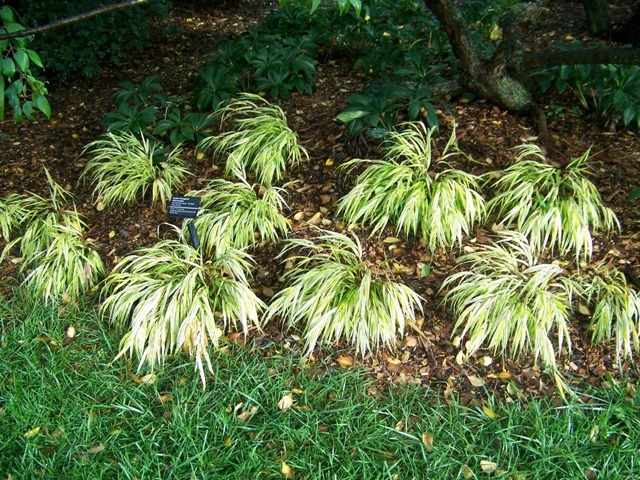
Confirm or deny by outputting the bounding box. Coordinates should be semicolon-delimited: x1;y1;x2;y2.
442;231;573;370
575;268;640;360
485;144;619;262
198;93;308;187
1;170;104;303
182;176;290;254
337;122;486;251
265;230;423;356
102;238;265;386
81;131;190;209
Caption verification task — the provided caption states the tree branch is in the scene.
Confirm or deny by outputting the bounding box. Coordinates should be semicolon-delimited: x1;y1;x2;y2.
0;0;156;41
519;47;640;71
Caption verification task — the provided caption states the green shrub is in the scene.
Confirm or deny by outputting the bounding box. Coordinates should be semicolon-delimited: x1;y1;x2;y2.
102;238;265;386
266;230;423;356
485;144;619;262
10;0;171;79
81;131;190;209
337;122;486;251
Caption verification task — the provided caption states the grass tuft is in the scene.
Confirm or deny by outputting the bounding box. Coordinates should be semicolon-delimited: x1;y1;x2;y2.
337;122;485;251
266;229;423;355
198;93;308;187
485;145;619;262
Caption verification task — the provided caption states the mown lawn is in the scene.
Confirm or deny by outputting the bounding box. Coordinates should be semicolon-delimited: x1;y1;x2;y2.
1;294;638;479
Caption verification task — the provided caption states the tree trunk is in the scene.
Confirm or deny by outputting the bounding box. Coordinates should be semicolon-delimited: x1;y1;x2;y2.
423;0;533;112
583;0;610;36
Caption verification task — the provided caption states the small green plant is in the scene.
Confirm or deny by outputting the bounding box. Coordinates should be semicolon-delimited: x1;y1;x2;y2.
1;171;104;303
266;230;423;356
184;177;290;254
198;94;308;186
442;231;574;370
485;144;619;262
102;237;265;386
192;64;241;112
152;109;216;147
337;122;486;251
81;131;190;209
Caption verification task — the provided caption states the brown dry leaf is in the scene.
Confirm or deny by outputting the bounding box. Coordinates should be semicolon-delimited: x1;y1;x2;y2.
336;356;354;368
487;371;511;380
237;405;258;422
480;460;498;474
421;432;434;452
262;286;275;298
467;374;485;388
158;395;172;404
278;394;295;411
293;211;305;221
282;461;295;478
461;465;474;479
88;443;106;454
23;427;41;438
482;405;501;419
402;335;419;348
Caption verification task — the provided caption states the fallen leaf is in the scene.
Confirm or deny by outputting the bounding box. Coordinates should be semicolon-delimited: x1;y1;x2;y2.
467;374;485;388
108;230;115;238
282;461;295;478
237;405;258;422
420;262;431;278
278;394;294;411
158;395;172;404
291;388;304;394
293;211;305;221
66;325;76;339
336;356;354;368
461;465;474;479
479;356;493;366
487;371;511;380
139;373;157;385
88;443;106;454
307;212;323;225
325;158;334;166
262;286;275;298
23;427;41;438
383;237;402;243
402;335;418;348
482;405;501;419
421;432;434;452
480;460;498;474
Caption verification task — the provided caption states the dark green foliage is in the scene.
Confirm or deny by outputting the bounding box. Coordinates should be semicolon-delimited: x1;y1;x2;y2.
531;43;640;130
9;0;171;79
0;5;50;121
337;82;440;138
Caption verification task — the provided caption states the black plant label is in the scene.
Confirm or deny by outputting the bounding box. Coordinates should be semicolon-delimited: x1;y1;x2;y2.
168;196;201;219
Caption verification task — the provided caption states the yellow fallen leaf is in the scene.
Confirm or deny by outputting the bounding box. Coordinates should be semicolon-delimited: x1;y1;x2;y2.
88;443;106;454
292;388;304;394
23;427;41;438
278;394;294;411
480;460;498;474
325;158;334;166
336;356;354;368
421;432;434;452
467;374;485;388
461;465;474;479
282;461;295;478
66;325;76;339
487;371;511;380
196;151;205;160
482;405;501;419
237;405;258;422
108;230;115;238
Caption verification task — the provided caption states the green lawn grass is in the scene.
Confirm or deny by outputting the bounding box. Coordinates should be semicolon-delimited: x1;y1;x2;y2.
0;294;638;479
